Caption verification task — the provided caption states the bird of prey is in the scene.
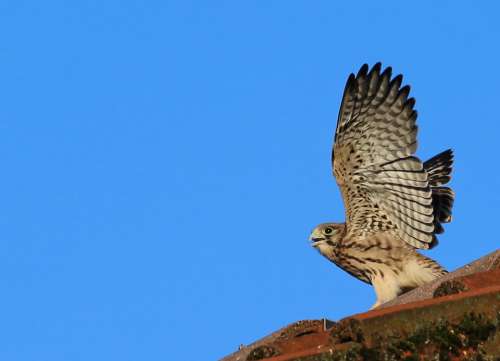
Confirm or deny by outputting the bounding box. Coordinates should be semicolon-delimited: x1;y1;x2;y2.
309;63;454;309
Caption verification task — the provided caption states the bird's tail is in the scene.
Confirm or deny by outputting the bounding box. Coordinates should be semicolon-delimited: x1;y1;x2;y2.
423;149;455;235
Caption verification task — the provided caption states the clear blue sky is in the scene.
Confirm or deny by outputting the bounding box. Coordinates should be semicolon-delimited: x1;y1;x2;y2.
1;1;499;360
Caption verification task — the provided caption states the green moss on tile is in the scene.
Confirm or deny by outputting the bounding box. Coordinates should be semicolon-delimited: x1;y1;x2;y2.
433;280;468;298
246;344;281;361
329;319;364;344
293;312;499;361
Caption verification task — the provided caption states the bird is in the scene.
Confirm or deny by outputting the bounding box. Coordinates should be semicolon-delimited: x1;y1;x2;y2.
309;63;455;309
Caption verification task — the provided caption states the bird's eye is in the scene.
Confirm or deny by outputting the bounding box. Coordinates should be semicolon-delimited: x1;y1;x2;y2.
324;227;333;235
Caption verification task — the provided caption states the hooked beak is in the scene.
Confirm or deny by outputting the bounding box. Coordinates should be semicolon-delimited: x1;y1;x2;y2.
309;234;325;246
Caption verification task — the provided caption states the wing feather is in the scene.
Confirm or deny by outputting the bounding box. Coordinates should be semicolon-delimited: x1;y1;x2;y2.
332;63;443;249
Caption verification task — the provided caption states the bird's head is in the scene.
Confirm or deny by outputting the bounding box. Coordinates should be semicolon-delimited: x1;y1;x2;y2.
309;223;345;257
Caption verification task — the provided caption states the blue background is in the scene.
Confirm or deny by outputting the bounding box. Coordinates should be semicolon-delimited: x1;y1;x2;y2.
1;1;498;360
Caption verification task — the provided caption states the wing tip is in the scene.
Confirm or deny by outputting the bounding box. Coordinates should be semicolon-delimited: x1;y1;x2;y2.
357;63;369;78
353;63;408;88
356;62;386;79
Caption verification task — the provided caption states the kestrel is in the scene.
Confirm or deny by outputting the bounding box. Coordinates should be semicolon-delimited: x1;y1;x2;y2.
309;63;454;309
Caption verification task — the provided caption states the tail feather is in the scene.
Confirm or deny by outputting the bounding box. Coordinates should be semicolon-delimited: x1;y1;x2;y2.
423;149;455;239
424;149;453;187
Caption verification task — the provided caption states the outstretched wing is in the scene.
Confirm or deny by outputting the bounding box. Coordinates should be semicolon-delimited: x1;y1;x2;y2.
333;63;435;249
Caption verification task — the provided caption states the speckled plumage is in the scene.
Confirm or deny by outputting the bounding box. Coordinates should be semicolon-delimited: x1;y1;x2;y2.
310;64;455;309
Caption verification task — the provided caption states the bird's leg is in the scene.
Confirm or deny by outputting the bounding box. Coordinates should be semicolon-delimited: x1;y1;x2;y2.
370;273;401;309
370;300;381;310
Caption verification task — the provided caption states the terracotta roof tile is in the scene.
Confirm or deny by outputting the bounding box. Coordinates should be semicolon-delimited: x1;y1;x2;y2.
220;249;500;361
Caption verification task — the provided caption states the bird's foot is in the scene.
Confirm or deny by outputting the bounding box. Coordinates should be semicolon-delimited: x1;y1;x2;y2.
370;300;381;310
